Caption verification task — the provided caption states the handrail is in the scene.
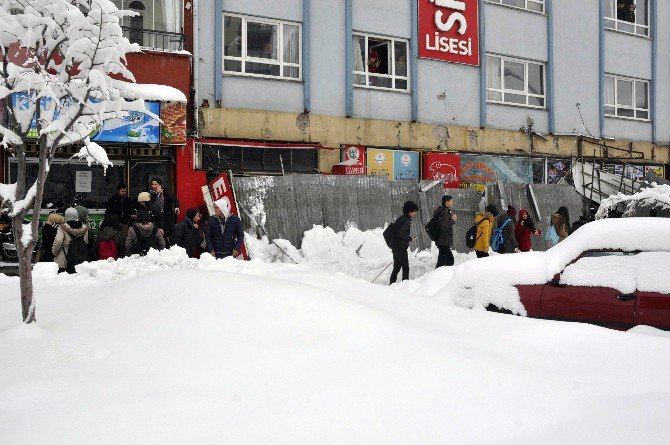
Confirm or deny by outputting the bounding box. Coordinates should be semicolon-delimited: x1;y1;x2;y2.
121;26;185;51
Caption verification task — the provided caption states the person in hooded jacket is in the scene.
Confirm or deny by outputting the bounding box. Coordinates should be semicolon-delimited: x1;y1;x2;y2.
206;199;244;259
52;207;90;273
495;206;518;254
96;214;126;260
390;201;419;284
38;212;64;262
75;205;98;261
550;206;571;244
125;210;166;256
473;204;498;258
515;209;541;252
172;208;204;258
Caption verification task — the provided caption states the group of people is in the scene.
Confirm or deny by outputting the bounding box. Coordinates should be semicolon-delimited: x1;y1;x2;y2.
37;179;244;273
387;195;577;284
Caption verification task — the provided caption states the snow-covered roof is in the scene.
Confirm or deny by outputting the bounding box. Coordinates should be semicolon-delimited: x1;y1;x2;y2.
116;81;187;103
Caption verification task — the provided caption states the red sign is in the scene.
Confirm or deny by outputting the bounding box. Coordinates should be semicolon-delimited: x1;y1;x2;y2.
418;0;480;66
423;153;461;188
331;145;366;175
208;172;249;260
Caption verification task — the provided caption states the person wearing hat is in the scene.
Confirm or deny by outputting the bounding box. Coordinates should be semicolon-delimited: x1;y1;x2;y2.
52;207;90;273
133;191;158;225
434;195;458;268
495;205;519;254
473;204;498;258
205;198;244;259
171;208;205;258
126;209;166;256
105;184;132;227
389;200;419;284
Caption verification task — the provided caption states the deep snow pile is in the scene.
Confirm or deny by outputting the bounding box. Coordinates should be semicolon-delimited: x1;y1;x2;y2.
245;224;475;282
2;256;670;444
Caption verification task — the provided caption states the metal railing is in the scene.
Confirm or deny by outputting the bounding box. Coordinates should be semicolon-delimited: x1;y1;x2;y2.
121;26;185;52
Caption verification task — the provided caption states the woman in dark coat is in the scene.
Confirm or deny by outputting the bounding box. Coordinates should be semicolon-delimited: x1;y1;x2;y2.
171;208;204;258
39;212;65;262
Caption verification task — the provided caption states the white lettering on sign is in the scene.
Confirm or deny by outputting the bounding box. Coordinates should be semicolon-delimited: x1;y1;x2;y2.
430;0;467;34
425;33;472;56
212;178;227;200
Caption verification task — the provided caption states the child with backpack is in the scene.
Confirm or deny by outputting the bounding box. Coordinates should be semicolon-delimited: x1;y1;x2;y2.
467;204;498;258
97;215;126;260
52;207;90;274
384;201;419;284
492;206;518;254
125;210;166;256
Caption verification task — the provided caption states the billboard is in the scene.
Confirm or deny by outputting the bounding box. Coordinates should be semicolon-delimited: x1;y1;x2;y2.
393;150;420;180
90;101;160;144
418;0;480;66
160;101;187;145
332;145;366;175
422;153;460;188
367;148;394;179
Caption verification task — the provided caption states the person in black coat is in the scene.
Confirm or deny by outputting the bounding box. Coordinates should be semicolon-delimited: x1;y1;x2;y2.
390;201;419;284
206;199;244;259
172;208;204;258
149;177;180;242
433;195;457;268
105;184;132;227
39;212;65;262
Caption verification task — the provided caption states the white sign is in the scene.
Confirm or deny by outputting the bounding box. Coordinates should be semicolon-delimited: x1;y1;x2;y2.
75;171;92;193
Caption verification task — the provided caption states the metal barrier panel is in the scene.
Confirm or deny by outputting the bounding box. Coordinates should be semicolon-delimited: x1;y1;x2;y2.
292;174;326;247
321;175;360;233
356;176;392;231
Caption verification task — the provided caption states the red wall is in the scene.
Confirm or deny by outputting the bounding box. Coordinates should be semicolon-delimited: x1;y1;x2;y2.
175;140;207;219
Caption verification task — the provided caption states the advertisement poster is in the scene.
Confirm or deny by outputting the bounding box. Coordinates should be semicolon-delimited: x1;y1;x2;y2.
645;165;665;178
367;148;394;180
90;101;160;144
332;145;366;175
460;155;533;190
11;92;56;139
393;150;420;180
418;0;480;66
208;171;249;260
547;159;571;184
160;101;187;145
422;152;460;188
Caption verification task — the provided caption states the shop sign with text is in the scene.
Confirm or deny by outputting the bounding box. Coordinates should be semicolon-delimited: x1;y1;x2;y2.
367;148;394;180
332;145;366;175
422;153;460;188
418;0;479;66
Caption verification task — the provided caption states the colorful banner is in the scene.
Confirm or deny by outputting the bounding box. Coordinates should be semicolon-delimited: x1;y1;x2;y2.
160;101;187;145
418;0;480;66
547;159;571;184
393;150;420;180
367;148;394;180
460;155;533;189
422;153;460;188
91;101;160;144
208;171;249;260
332;145;366;175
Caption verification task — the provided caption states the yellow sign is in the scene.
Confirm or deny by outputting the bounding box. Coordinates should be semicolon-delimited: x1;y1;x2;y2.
366;148;394;180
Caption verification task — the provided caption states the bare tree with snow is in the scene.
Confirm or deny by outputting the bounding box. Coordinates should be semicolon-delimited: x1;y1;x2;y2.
0;0;153;323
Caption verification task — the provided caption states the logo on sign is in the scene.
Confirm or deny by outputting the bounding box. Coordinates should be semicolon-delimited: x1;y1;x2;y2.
419;0;479;66
212;178;227;200
375;152;387;165
429;161;457;182
401;154;412;167
347;146;361;161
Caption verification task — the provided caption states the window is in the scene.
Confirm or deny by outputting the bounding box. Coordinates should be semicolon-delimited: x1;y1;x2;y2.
353;33;409;92
112;0;185;50
605;75;649;120
486;55;545;108
223;15;301;80
605;0;649;37
486;0;544;13
201;145;317;174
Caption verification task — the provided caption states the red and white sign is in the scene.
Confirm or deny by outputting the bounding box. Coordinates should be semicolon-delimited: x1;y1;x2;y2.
208;171;249;260
331;145;366;175
422;153;461;188
418;0;480;66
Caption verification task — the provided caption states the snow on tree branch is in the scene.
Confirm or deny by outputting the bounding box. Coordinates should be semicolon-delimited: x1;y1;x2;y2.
596;184;670;219
72;138;113;173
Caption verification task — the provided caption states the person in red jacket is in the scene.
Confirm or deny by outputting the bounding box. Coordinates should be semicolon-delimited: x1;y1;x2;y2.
515;209;541;252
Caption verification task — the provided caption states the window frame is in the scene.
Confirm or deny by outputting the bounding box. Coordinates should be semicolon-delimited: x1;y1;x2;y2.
222;13;302;82
604;0;650;37
604;74;650;122
352;32;410;93
486;54;546;109
485;0;545;14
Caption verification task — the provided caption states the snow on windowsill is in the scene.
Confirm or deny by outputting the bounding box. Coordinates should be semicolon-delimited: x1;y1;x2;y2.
115;81;187;103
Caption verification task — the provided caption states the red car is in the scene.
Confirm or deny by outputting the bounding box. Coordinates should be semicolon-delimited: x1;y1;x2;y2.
445;218;670;330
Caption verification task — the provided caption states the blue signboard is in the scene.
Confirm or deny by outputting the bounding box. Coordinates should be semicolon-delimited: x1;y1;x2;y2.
90;101;160;144
393;150;420;181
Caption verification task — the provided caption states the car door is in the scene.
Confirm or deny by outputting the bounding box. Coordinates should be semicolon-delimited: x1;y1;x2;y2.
634;251;670;330
540;251;637;329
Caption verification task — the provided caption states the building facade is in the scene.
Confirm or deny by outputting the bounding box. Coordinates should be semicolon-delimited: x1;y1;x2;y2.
192;0;670;185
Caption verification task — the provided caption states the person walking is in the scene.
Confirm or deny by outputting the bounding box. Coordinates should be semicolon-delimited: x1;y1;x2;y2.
172;208;204;258
434;195;457;268
548;206;570;245
96;214;126;260
52;207;91;273
389;201;418;284
495;206;518;254
515;209;541;252
105;184;132;228
473;204;498;258
206;199;244;259
149;177;180;243
125;210;166;256
38;212;64;262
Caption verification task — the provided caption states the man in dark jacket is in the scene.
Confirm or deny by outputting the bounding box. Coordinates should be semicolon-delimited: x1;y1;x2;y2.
149;177;180;243
172;208;204;258
206;198;244;259
495;206;518;254
390;201;419;284
434;195;457;268
105;184;132;227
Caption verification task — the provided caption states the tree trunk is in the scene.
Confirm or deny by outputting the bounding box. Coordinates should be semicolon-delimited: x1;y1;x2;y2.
16;233;35;323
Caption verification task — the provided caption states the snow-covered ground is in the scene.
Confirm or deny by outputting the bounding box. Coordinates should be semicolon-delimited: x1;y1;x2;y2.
2;246;670;444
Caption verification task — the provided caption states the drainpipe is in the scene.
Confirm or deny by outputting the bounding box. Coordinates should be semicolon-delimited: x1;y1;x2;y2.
215;0;223;105
546;0;555;134
193;0;199;135
345;0;353;117
478;0;486;129
303;0;311;112
598;0;605;138
410;0;418;122
651;0;657;144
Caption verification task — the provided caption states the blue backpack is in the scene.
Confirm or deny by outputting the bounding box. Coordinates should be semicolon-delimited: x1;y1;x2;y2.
491;218;512;253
